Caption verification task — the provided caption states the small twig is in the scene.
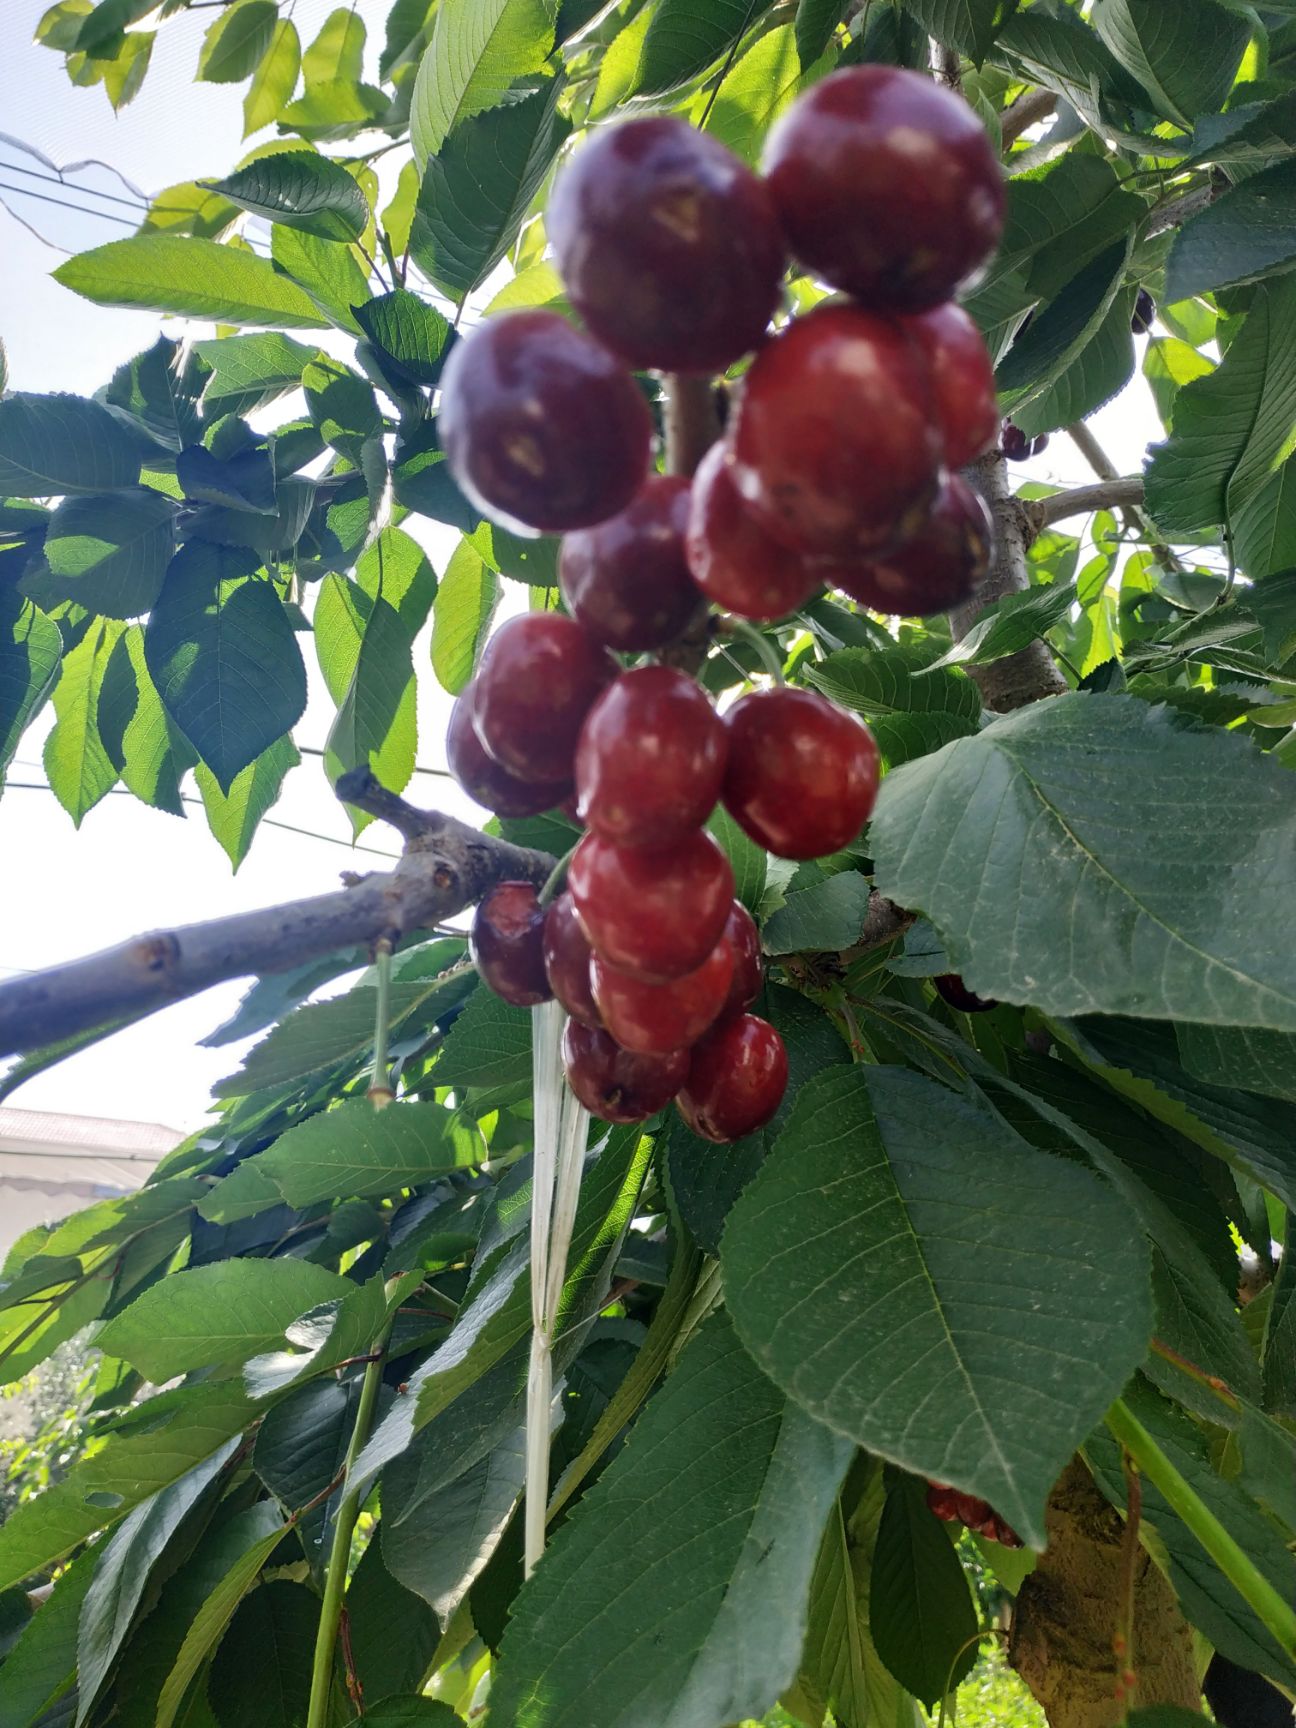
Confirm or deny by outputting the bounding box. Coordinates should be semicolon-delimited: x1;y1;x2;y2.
1114;1449;1142;1709
1000;88;1058;148
1144;181;1217;239
1025;478;1147;534
367;937;395;1110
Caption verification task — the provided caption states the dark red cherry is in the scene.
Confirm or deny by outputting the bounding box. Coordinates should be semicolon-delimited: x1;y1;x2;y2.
723;687;879;861
903;303;998;469
833;474;992;616
473;613;615;784
568;830;734;982
1001;421;1030;461
591;936;734;1055
720;901;762;1019
542;892;602;1029
934;973;997;1013
926;1483;962;1522
559;476;701;651
548;116;786;374
728;305;942;556
562;1021;689;1124
575;665;726;849
470;883;551;1007
953;1492;992;1528
762;66;1005;311
1131;288;1155;335
990;1515;1024;1549
1032;433;1050;455
685;442;822;621
438;309;652;535
446;681;572;817
676;1013;788;1143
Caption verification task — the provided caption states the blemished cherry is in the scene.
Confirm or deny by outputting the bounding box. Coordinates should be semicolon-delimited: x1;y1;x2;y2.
438;309;652;535
471;883;551;1007
762;66;1005;312
446;681;572;818
548;116;787;374
685;443;823;621
677;1013;788;1143
903;303;998;470
473;613;615;785
721;901;762;1019
591;935;734;1055
723;687;880;861
834;474;992;616
1001;421;1030;461
542;892;603;1029
559;476;701;651
562;1021;689;1124
728;305;942;556
575;665;727;848
568;830;734;981
934;973;997;1013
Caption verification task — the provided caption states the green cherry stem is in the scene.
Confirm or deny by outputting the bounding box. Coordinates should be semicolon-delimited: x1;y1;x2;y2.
539;841;581;908
724;614;787;685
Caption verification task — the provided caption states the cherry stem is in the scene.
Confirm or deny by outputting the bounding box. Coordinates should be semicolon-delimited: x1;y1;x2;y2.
724;615;787;685
367;936;395;1110
539;841;580;907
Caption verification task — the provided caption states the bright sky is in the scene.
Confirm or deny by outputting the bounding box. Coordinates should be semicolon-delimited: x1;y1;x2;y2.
0;2;1163;1133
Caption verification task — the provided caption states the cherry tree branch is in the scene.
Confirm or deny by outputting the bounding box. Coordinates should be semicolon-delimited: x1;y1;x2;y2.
662;374;720;479
1144;182;1217;238
1025;477;1147;533
1001;88;1057;147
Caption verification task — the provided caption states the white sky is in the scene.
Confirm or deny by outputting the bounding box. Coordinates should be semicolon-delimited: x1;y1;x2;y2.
0;1;1163;1133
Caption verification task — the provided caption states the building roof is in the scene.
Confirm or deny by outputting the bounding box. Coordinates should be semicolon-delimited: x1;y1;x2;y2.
0;1107;185;1168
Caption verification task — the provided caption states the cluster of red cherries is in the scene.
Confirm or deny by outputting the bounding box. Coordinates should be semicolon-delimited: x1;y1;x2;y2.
927;1482;1023;1548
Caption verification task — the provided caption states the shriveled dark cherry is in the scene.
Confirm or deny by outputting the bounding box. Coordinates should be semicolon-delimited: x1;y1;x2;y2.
677;1013;788;1143
934;973;997;1013
1001;421;1031;461
762;65;1004;311
473;613;615;785
548;116;786;374
833;475;992;616
569;830;734;982
559;475;701;651
542;891;602;1029
1131;288;1155;335
720;901;762;1020
471;883;551;1007
728;304;942;556
562;1021;689;1125
446;681;572;818
685;442;822;621
723;686;880;861
903;302;998;469
576;665;727;849
438;309;652;536
591;936;734;1056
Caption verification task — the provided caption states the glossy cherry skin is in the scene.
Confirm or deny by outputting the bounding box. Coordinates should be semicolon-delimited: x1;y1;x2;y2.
591;934;734;1055
438;309;652;535
762;66;1005;311
723;687;880;861
446;681;572;817
473;613;615;785
548;116;786;374
677;1013;788;1143
559;476;701;651
568;830;734;982
685;442;823;621
562;1021;689;1124
575;665;727;849
1001;421;1030;461
471;883;551;1007
721;901;762;1019
542;892;603;1029
934;973;997;1014
728;305;942;557
903;303;998;469
832;475;992;616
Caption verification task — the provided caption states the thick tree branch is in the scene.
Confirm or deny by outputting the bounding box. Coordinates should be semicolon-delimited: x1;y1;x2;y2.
1001;88;1057;147
0;772;555;1058
1025;477;1146;534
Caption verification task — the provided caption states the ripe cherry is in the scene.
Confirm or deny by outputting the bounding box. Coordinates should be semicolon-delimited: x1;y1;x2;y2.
723;687;880;860
473;613;615;785
542;892;602;1029
471;883;551;1007
1001;421;1030;461
677;1013;788;1143
575;665;726;849
1032;433;1050;456
728;305;942;556
934;973;997;1013
685;443;822;621
833;475;992;616
903;303;998;470
559;476;701;651
548;116;786;374
438;309;652;535
446;681;572;817
1131;288;1155;335
562;1021;689;1124
720;901;762;1019
568;830;734;982
591;936;734;1055
762;66;1004;311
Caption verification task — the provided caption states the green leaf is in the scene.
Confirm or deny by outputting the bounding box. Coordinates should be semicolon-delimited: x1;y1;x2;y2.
491;1313;854;1728
73;0;154;55
796;0;845;67
410;0;557;163
103;334;204;453
870;1475;978;1705
871;693;1296;1030
1165;161;1296;302
923;581;1077;670
1010;288;1136;439
435;986;530;1089
352;1702;459;1726
244;18;301;135
636;0;763;96
270;224;369;332
43;617;123;826
0;392;142;496
997;240;1131;412
702;22;805;168
392;418;481;531
431;535;498;695
194;332;316;417
0;1558;90;1726
353;289;456;387
346;1543;441;1706
254;1378;362;1576
323;591;417;798
707;805;766;916
207;151;369;242
197;0;277;81
1092;0;1250;126
302;355;382;465
722;1066;1153;1547
196;733;299;868
207;1580;317;1728
1176;1024;1296;1103
211;980;424;1097
897;0;1019;64
763;871;872;955
804;643;982;725
54;237;330;329
302;5;365;84
1266;1252;1296;1417
0;593;60;780
42;488;176;619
